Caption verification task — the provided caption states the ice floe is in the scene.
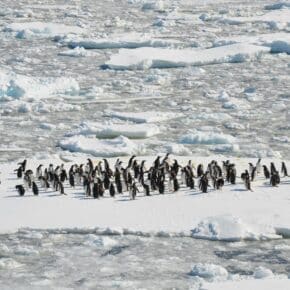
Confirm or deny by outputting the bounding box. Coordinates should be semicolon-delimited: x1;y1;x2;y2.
60;32;180;49
104;111;181;123
65;121;160;139
59;135;144;157
104;44;269;70
4;22;85;39
0;69;79;101
180;131;236;145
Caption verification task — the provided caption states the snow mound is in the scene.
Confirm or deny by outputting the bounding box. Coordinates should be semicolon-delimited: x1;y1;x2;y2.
59;135;144;157
0;69;79;101
214;33;290;54
180;131;236;145
58;47;90;57
191;216;279;241
189;263;228;282
265;2;290;10
4;22;84;39
61;33;179;49
66;122;160;139
103;44;269;70
105;111;181;123
216;9;290;30
253;267;275;279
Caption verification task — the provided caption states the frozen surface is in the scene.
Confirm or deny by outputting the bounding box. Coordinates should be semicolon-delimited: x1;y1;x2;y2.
65;121;160;138
104;44;270;70
0;156;290;242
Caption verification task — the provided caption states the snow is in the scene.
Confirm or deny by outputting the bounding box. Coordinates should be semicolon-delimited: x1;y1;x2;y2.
4;22;84;38
189;263;228;281
265;2;290;10
65;121;160;139
214;33;290;54
104;44;270;70
216;9;290;29
58;135;144;157
180;131;236;145
203;277;290;290
0;69;79;101
61;32;180;49
58;47;90;57
104;111;181;123
0;156;290;242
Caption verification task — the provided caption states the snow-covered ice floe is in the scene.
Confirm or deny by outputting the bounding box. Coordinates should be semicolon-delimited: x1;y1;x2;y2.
0;68;79;101
214;32;290;54
60;32;180;49
58;47;90;57
212;8;290;30
3;22;85;39
58;135;144;157
65;121;160;139
180;131;236;145
192;263;290;290
104;111;182;123
0;156;290;242
103;44;270;70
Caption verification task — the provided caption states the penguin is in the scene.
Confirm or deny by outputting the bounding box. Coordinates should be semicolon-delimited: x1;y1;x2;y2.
18;159;27;172
251;166;257;182
109;182;116;197
32;181;39;196
36;164;43;178
241;170;252;191
115;168;123;194
270;162;277;176
93;182;99;199
60;169;67;183
229;164;236;184
142;182;150;196
69;172;75;187
153;156;161;169
127;155;136;169
263;165;270;179
130;182;139;200
58;181;66;195
281;162;288;177
15;185;25;196
270;171;280;187
173;175;180;192
197;164;204;177
215;177;224;190
199;173;209;193
103;172;110;190
15;166;23;178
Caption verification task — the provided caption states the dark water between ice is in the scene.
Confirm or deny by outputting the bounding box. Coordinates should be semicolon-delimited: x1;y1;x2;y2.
0;231;289;289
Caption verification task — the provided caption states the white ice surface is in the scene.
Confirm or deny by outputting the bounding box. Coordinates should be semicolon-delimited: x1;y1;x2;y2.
0;68;79;101
4;22;84;38
104;111;181;123
104;44;270;70
0;156;290;242
58;135;144;157
65;121;160;138
214;32;290;54
61;32;180;49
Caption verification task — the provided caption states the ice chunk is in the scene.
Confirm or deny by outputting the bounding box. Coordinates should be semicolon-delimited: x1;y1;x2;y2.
189;263;228;282
104;44;269;70
4;22;84;38
180;131;236;145
59;135;144;157
61;32;180;49
66;122;160;139
105;111;181;123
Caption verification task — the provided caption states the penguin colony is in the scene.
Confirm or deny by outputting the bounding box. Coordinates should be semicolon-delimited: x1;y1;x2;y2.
14;155;288;198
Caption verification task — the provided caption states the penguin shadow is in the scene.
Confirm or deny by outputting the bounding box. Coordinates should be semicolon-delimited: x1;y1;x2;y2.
187;190;203;196
231;188;248;192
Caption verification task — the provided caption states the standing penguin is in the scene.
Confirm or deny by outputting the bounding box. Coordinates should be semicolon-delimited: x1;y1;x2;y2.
15;185;25;196
263;165;270;179
270;171;280;187
69;172;75;188
199;173;209;193
109;182;116;197
93;182;99;199
15;166;23;178
281;162;288;177
32;181;39;196
197;164;204;177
